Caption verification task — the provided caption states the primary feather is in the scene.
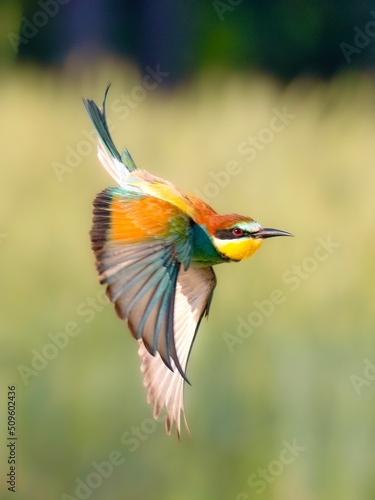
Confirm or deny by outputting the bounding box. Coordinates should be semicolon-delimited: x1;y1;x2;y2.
139;266;216;435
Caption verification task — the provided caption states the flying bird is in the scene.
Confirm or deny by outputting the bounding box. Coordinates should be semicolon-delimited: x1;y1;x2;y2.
83;86;292;436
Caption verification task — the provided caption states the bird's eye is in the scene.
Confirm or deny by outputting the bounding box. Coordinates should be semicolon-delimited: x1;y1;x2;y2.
232;227;244;237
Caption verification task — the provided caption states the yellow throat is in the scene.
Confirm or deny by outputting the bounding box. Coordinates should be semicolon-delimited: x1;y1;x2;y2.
213;237;264;261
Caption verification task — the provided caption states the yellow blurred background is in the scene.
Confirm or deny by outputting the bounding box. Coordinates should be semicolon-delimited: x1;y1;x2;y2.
1;62;375;500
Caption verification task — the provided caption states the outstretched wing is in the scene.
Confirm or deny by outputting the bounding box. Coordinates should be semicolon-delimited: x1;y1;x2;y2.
91;187;194;378
139;266;216;436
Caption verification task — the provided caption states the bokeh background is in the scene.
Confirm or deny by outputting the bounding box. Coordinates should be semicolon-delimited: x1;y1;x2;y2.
1;1;375;499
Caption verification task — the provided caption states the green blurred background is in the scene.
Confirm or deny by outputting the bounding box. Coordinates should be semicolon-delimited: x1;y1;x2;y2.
1;1;375;499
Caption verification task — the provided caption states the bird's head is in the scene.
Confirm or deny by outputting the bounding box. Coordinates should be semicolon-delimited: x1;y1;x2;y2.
211;216;292;262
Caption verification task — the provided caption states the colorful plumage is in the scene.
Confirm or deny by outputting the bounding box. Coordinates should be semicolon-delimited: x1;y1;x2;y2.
83;86;292;436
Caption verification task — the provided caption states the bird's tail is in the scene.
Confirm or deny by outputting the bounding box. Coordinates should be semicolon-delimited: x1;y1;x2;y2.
83;84;138;187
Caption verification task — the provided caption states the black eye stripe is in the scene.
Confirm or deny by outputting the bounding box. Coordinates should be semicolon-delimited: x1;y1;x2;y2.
215;229;250;240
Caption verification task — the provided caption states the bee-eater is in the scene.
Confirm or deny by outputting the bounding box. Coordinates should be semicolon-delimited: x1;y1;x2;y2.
83;86;292;437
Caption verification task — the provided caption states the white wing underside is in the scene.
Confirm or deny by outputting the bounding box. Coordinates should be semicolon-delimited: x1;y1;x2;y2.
97;141;129;188
138;266;216;436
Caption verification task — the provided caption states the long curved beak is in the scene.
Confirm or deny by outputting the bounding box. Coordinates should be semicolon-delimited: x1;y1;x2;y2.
253;228;294;239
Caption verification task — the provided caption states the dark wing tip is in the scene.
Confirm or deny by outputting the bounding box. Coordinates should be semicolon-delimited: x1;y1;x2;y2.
90;188;113;253
82;86;122;162
102;82;112;114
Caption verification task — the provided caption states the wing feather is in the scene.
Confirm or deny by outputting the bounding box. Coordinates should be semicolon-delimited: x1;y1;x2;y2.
100;240;185;374
138;266;217;436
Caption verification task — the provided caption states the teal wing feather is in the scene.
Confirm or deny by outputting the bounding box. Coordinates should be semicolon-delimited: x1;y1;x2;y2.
98;240;192;381
139;266;217;436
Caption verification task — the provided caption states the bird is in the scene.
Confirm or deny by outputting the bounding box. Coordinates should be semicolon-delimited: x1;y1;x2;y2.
83;86;292;437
